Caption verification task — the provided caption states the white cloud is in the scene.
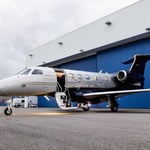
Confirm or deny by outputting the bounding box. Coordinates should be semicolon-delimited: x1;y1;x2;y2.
0;0;139;76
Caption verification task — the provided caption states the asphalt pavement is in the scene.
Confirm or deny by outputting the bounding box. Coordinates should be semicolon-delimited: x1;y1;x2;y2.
0;107;150;150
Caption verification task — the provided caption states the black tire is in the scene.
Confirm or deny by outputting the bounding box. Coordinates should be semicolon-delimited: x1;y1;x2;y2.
4;107;12;116
83;106;90;111
111;106;118;112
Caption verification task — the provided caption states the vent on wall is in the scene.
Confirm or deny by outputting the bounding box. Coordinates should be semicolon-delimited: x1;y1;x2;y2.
28;54;33;57
57;42;63;46
146;28;150;31
105;21;112;26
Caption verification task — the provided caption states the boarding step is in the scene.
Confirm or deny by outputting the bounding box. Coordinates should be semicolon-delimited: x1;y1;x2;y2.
55;92;77;110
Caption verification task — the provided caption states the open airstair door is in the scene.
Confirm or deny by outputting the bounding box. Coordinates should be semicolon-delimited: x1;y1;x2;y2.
55;69;77;110
55;92;77;110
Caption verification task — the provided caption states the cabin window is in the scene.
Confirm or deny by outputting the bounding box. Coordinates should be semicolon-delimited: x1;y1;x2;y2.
32;69;43;75
85;74;90;80
91;75;97;81
77;74;82;80
68;73;74;79
104;76;108;81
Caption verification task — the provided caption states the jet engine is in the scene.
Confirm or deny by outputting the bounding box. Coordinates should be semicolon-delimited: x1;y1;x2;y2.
117;70;144;86
117;70;127;82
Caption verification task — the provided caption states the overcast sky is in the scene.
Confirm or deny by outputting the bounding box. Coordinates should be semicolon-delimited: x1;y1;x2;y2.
0;0;139;77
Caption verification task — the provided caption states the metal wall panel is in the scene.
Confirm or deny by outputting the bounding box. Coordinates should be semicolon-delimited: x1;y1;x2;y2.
60;55;97;72
27;0;150;67
38;96;58;107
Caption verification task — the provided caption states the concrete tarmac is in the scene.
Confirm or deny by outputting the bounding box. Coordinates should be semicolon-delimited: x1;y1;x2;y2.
0;107;150;150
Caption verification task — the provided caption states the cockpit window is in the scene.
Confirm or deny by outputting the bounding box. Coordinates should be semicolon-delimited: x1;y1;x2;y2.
32;69;43;75
20;69;32;75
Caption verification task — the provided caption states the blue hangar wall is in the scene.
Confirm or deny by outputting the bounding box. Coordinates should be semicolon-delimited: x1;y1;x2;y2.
38;37;150;108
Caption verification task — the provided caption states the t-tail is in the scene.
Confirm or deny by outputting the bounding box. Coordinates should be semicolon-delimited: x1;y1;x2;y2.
117;54;150;89
123;54;150;75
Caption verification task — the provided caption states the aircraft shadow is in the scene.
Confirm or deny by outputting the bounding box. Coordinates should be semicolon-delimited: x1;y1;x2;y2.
57;108;150;114
93;108;150;114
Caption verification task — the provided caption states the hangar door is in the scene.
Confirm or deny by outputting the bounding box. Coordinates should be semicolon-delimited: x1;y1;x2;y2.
97;38;150;108
60;55;97;72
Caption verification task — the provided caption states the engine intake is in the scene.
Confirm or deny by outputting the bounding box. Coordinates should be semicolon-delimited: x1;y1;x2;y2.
117;70;127;82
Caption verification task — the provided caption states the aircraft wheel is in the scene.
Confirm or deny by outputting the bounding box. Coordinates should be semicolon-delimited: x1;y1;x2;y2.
4;107;12;116
110;106;118;112
83;106;90;111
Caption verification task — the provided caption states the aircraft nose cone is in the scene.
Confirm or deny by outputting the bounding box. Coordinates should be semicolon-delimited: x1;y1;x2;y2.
0;84;9;95
0;77;17;96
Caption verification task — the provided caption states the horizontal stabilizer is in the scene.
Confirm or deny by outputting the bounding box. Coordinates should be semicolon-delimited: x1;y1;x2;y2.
123;54;150;65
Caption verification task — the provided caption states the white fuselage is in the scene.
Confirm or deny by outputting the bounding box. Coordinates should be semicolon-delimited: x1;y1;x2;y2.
0;67;117;96
0;67;57;96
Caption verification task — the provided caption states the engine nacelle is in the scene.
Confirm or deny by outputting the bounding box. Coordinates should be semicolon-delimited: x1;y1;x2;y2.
117;70;128;82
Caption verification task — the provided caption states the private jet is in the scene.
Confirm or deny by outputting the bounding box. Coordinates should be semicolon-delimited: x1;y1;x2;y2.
1;54;150;115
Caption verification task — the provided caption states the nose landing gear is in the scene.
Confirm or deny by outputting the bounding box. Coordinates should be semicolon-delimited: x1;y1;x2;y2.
108;96;119;112
4;98;13;116
4;107;12;115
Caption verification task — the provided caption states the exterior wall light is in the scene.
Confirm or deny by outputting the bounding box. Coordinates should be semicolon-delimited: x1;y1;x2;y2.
105;21;112;26
146;28;150;31
42;61;47;64
79;49;84;52
28;54;33;57
58;42;63;46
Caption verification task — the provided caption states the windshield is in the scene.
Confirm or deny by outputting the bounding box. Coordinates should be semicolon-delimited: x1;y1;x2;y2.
16;68;43;75
18;69;32;75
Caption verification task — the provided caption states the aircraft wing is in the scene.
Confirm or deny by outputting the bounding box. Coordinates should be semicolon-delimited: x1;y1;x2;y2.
83;88;150;97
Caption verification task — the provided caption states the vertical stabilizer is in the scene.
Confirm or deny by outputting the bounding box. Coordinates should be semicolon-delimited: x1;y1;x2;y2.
123;54;150;75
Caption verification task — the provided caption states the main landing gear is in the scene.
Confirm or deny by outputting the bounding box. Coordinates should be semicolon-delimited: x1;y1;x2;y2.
77;103;90;111
108;97;119;112
83;106;90;111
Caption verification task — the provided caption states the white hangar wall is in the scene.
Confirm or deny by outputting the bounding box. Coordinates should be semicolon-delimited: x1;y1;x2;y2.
26;0;150;67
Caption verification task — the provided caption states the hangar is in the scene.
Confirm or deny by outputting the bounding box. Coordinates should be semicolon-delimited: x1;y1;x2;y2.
26;0;150;108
